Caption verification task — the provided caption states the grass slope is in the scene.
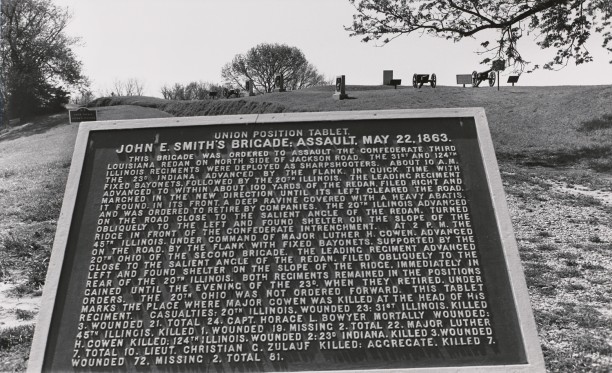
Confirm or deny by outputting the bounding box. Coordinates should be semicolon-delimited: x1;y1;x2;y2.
88;96;286;117
2;86;611;371
89;85;612;169
0;107;173;370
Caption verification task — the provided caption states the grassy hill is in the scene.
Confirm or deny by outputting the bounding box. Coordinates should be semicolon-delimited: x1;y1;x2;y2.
1;85;611;371
88;85;612;169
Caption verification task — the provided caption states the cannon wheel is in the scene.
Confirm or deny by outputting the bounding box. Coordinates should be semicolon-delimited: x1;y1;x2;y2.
471;71;479;87
412;74;418;88
431;73;437;88
489;71;496;87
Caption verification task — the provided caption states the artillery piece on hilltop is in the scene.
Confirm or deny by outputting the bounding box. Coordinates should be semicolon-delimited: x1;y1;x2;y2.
412;73;437;88
471;70;496;87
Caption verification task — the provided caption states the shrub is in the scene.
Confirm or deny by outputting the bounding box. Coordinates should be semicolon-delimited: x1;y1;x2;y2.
536;243;557;251
160;81;225;100
0;324;34;350
2;233;38;258
15;309;36;321
25;250;50;290
577;114;612;132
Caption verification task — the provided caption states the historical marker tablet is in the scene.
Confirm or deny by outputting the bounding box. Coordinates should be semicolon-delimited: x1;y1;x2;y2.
30;109;544;372
69;108;97;123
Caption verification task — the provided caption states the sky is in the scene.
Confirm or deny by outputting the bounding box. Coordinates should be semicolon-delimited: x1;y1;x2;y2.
55;0;612;97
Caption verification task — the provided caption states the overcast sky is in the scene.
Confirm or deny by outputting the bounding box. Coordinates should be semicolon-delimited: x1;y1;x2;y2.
55;0;612;97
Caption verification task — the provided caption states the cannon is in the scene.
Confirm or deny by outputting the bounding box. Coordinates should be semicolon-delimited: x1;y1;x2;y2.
223;88;241;99
412;74;437;88
471;70;496;87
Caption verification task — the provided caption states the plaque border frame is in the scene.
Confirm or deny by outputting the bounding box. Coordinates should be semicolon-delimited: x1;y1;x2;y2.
29;108;545;373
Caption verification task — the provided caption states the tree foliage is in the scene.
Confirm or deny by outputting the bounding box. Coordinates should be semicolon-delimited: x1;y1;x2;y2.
1;0;86;122
221;43;326;94
346;0;612;71
70;86;95;106
160;81;225;100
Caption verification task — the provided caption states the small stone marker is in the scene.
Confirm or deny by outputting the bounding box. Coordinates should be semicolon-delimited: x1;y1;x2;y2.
29;109;545;372
69;107;97;123
333;75;348;100
383;70;393;85
274;74;285;92
245;80;255;96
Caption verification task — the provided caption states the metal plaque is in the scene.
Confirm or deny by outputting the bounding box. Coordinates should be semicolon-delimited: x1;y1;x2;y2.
30;109;544;373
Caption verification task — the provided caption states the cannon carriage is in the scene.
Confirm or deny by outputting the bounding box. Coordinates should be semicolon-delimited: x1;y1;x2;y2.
471;70;496;87
223;88;241;98
412;73;437;88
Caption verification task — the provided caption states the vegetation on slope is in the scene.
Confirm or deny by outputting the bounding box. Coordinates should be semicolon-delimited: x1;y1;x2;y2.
88;96;287;117
88;85;612;170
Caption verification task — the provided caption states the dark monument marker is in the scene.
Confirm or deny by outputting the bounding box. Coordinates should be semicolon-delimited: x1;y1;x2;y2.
69;108;97;123
246;80;255;96
29;109;544;372
333;76;348;100
383;70;393;85
275;75;286;92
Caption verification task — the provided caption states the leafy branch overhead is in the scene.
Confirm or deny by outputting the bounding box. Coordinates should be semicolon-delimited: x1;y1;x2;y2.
1;0;87;122
346;0;612;71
